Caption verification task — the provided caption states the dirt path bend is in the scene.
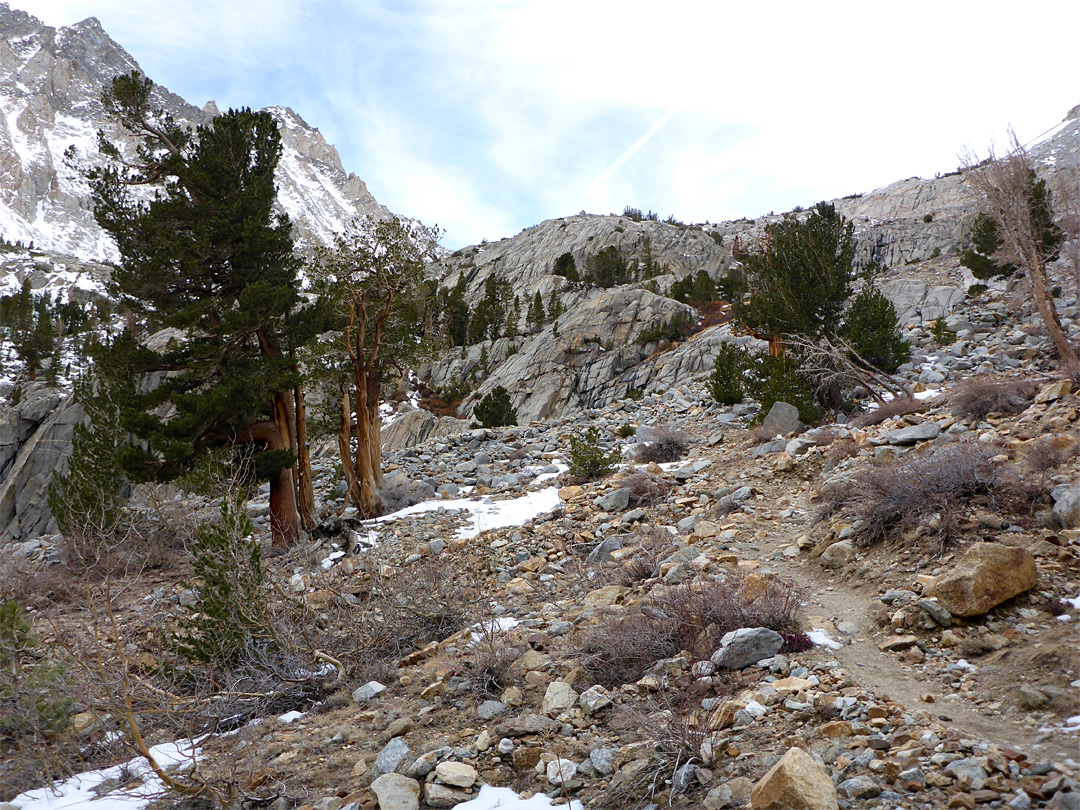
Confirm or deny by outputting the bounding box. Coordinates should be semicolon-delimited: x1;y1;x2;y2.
740;519;1067;758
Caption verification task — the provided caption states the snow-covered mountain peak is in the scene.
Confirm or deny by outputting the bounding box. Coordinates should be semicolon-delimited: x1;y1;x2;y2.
0;4;397;263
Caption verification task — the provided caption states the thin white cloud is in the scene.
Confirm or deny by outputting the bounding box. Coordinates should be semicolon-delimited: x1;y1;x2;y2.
583;108;678;202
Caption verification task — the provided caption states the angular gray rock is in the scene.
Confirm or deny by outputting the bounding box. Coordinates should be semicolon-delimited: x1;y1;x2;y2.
595;487;630;512
373;737;412;777
710;627;784;670
886;421;941;445
1051;480;1080;529
760;401;801;437
370;773;420;810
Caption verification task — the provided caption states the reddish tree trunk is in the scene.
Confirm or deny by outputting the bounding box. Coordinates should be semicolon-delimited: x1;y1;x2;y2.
294;385;316;529
235;420;299;547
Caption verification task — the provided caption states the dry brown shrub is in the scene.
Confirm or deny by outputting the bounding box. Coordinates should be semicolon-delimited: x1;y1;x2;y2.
651;573;806;658
624;468;674;506
578;572;805;687
577;613;679;688
817;441;1001;545
635;426;689;463
948;377;1035;421
824;437;860;465
1022;434;1079;473
611;531;679;586
850;395;927;427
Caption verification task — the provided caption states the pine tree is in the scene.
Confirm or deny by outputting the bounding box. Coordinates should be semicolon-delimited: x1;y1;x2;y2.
841;285;909;373
526;291;546;333
444;276;470;346
84;72;316;546
735;202;856;346
308;216;441;518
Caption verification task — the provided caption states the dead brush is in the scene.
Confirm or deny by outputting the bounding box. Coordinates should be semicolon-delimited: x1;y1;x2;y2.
651;572;806;659
598;697;715;808
635;426;689;463
1022;434;1079;473
461;619;521;700
610;530;679;586
623;468;674;506
850;395;928;428
948;377;1036;421
817;441;1001;546
578;572;806;687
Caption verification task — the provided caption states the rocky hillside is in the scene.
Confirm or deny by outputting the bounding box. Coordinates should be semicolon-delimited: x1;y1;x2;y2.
5;271;1079;809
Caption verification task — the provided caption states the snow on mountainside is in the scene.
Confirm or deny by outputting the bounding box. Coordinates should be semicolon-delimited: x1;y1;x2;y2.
0;3;392;262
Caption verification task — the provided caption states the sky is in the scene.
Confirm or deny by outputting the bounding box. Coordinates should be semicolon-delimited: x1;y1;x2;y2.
29;0;1080;250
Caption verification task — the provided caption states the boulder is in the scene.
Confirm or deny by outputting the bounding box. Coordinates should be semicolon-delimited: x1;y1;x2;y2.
820;540;854;569
434;761;477;788
595;487;630;512
711;628;784;670
924;543;1037;617
886;421;940;445
1051;480;1080;529
372;737;412;777
541;681;577;715
750;746;838;809
760;401;801;437
370;773;420;810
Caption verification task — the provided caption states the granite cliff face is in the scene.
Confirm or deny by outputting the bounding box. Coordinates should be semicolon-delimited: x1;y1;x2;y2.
0;3;390;261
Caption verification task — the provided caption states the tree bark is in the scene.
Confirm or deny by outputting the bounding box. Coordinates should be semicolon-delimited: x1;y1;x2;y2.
352;375;383;518
338;391;361;513
294;385;316;529
234;420;299;547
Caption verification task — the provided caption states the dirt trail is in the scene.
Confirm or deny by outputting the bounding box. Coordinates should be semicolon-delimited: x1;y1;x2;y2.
743;514;1062;757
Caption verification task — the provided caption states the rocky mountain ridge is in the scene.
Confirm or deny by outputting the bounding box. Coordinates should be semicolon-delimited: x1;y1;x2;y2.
0;3;391;264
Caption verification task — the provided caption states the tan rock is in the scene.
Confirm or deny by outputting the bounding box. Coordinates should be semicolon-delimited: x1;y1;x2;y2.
923;543;1037;617
434;761;477;788
820;720;853;737
1035;379;1071;404
750;747;839;809
541;681;578;715
558;485;584;502
371;773;420;810
582;584;628;609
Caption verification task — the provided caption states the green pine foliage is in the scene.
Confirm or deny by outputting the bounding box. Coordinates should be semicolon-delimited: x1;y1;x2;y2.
568;427;620;481
47;361;132;539
526;291;546;332
443;276;470;346
0;599;72;743
583;245;635;287
670;270;718;306
735;202;856;341
172;496;271;668
474;385;518;428
552;252;580;282
840;285;910;373
961;213;1016;280
746;353;819;424
85;75;315;499
469;275;514;343
707;343;748;405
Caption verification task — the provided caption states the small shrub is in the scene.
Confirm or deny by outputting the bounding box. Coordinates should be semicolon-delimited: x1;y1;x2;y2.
967;284;988;297
624;469;674;506
568;427;620;481
923;213;934;223
172;496;272;668
0;599;72;743
748;352;820;424
949;378;1034;421
473;385;518;428
617;424;637;438
635;426;689;463
1022;435;1078;473
930;319;956;345
625;387;644;402
579;571;805;687
708;343;747;405
817;442;1000;545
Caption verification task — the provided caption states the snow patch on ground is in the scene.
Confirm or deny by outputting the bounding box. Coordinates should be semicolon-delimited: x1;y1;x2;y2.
808;628;842;650
452;785;583;810
373;486;563;539
12;740;198;810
